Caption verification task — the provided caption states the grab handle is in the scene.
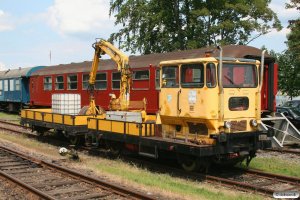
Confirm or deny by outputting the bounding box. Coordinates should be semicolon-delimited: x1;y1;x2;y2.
177;89;181;115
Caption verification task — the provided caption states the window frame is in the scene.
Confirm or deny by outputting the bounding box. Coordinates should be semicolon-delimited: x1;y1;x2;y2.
132;70;150;80
43;76;52;91
0;80;3;95
161;65;179;88
95;72;107;90
155;69;160;90
221;63;258;88
82;73;89;90
9;79;14;91
55;75;64;90
180;63;204;88
4;80;8;92
206;63;217;88
132;70;150;90
112;71;121;90
67;74;78;90
15;78;21;91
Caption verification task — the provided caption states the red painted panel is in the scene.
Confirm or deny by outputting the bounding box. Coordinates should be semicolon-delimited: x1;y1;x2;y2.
30;65;159;114
261;65;268;111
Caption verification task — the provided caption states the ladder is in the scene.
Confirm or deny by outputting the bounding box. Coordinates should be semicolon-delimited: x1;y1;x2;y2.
261;112;300;147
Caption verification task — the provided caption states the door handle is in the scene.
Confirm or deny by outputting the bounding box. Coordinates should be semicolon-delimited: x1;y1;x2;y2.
177;89;181;114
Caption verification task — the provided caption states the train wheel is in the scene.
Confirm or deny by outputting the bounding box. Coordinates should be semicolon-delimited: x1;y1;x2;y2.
181;159;200;172
105;141;123;157
33;126;48;137
69;136;82;146
177;154;210;172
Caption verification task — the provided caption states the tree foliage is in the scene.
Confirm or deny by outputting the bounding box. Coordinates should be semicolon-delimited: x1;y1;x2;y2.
109;0;282;54
278;51;300;99
278;0;300;99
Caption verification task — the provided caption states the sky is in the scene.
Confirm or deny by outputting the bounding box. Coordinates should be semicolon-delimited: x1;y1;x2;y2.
0;0;299;70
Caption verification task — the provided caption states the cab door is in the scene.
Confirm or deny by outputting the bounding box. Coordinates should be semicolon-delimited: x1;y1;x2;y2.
159;65;180;117
178;63;204;118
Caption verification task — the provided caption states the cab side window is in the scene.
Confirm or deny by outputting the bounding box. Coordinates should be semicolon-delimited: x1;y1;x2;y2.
181;63;204;88
162;66;179;88
206;63;216;88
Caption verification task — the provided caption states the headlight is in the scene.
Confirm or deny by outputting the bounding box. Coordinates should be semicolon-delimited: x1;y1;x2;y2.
224;121;232;129
250;119;258;127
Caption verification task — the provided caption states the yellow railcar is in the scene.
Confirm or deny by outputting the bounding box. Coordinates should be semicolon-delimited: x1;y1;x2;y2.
20;45;272;171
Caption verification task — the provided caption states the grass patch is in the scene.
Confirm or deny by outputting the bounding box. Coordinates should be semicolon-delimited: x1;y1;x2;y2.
242;156;300;178
0;112;20;122
86;159;262;200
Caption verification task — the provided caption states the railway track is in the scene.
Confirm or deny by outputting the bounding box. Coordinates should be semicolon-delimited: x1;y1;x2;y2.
123;156;300;197
0;119;300;198
0;119;33;135
264;147;300;156
0;145;155;200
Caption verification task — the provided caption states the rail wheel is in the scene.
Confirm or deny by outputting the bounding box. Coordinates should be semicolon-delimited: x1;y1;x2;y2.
177;154;210;172
33;126;49;137
69;136;83;146
105;141;123;157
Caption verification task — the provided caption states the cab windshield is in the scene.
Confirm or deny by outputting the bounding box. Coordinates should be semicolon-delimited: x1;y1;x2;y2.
222;63;257;88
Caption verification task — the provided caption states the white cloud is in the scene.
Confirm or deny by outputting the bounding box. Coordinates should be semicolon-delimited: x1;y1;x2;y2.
47;0;115;34
265;27;291;37
0;10;14;31
0;62;7;70
269;0;299;25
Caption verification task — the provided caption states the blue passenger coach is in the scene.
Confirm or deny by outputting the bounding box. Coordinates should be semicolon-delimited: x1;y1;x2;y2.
0;66;45;112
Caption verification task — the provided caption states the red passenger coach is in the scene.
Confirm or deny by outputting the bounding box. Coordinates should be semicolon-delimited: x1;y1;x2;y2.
29;45;277;115
29;59;160;113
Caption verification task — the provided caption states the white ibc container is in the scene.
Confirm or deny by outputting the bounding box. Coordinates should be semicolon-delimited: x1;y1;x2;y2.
51;94;81;115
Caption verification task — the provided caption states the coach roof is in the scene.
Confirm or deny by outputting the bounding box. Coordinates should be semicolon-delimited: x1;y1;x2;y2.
31;45;273;76
0;66;45;79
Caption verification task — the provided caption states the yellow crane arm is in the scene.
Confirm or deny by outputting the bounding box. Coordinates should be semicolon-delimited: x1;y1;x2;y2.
88;40;129;85
85;39;131;115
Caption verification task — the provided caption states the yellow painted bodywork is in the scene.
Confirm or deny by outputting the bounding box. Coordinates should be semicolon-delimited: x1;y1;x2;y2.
88;117;155;137
21;109;90;126
159;57;261;145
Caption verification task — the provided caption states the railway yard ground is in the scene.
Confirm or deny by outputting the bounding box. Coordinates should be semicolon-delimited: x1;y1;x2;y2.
0;113;299;199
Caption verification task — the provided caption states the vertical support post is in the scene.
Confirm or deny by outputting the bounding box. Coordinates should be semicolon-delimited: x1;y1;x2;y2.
217;46;224;123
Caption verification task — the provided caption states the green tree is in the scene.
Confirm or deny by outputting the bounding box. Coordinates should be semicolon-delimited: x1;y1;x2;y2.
281;0;300;97
109;0;282;54
278;51;300;99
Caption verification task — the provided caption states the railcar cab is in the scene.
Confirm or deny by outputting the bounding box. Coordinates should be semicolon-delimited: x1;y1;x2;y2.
158;48;270;165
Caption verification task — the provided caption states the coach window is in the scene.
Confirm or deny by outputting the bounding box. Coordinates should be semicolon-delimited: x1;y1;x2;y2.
112;72;121;90
67;74;77;90
155;69;160;89
43;77;52;91
95;73;107;90
181;63;204;88
9;79;14;91
82;74;89;90
162;66;179;88
55;75;64;90
0;80;3;95
206;63;216;88
15;79;20;91
4;80;8;91
132;70;149;89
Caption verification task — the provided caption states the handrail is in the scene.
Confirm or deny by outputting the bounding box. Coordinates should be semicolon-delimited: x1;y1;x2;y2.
259;50;266;92
177;89;181;115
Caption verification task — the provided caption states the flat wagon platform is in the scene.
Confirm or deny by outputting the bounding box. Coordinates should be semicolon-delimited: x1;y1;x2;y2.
20;109;89;137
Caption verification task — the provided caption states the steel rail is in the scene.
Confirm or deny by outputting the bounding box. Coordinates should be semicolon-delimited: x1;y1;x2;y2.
0;145;155;200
